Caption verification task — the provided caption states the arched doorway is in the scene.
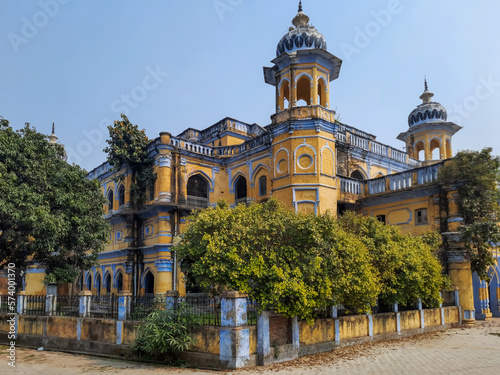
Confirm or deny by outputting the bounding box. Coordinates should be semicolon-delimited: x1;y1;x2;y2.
144;272;154;295
234;176;247;204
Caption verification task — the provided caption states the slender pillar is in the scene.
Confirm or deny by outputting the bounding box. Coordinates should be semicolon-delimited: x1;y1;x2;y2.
79;290;92;318
257;311;272;366
443;232;475;325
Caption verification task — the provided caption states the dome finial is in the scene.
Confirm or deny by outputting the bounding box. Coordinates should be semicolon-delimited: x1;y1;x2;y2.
420;78;434;104
292;1;309;27
48;122;58;144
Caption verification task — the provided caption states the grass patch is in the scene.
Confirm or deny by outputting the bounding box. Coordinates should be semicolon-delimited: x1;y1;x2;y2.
488;333;500;337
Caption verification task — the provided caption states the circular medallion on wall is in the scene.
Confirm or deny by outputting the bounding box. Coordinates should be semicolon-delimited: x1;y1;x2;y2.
297;154;314;170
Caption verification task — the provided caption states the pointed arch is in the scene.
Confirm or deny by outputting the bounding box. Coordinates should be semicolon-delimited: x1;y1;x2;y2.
250;163;270;186
118;184;125;206
114;270;124;291
141;269;155;295
234;175;248;201
296;75;311;106
106;189;114;213
350;169;366;180
317;76;328;107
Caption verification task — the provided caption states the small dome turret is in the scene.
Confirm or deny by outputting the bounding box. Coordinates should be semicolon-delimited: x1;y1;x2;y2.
408;80;447;127
276;1;327;57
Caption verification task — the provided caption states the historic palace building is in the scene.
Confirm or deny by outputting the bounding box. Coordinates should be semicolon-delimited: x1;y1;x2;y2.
18;3;500;322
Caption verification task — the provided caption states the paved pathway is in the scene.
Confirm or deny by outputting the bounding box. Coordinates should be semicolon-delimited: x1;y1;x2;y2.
3;318;500;374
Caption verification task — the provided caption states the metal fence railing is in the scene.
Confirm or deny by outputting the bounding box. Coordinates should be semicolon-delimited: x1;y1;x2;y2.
24;295;46;315
441;290;456;307
55;295;80;317
129;295;166;321
177;295;221;326
0;295;11;313
88;294;118;320
247;299;258;325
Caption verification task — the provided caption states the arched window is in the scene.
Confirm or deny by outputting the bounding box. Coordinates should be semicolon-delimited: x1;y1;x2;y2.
116;272;123;293
415;141;425;161
317;79;327;107
279;80;290;111
107;190;113;213
235;176;247;202
259;176;267;197
350;170;365;180
86;274;92;291
96;274;101;296
187;175;208;198
144;272;154;295
187;174;209;208
118;185;125;206
430;138;441;160
296;76;311;106
105;273;111;295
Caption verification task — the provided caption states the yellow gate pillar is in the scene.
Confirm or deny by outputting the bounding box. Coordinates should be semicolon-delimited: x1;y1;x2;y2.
443;232;475;325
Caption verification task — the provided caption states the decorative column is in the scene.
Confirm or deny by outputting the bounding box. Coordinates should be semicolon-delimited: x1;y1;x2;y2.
479;280;492;319
155;259;173;293
219;291;250;369
443;232;475;325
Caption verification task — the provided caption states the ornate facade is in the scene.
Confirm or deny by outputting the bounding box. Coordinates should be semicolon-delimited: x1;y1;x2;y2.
15;4;499;322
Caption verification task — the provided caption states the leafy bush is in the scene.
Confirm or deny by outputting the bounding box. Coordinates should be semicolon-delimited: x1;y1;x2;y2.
132;304;201;361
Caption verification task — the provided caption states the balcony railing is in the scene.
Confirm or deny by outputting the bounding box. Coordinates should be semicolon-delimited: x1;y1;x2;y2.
186;196;209;209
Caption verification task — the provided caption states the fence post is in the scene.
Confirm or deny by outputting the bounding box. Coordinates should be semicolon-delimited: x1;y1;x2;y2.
118;291;131;321
257;310;271;366
166;290;179;310
415;298;422;310
46;295;56;316
79;290;92;318
219;291;250;369
331;306;338;318
439;292;445;326
392;302;399;312
368;314;373;339
17;291;27;315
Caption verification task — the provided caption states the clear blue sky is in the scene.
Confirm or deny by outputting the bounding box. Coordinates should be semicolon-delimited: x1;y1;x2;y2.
1;0;499;171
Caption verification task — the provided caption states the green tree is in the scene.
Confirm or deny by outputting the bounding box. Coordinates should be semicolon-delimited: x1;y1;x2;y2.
338;212;447;307
178;199;380;322
0;119;109;286
438;148;500;280
104;114;156;209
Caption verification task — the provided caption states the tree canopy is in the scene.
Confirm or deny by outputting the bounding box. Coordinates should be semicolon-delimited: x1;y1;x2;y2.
177;199;447;322
438;148;500;280
104;114;156;209
0;119;109;285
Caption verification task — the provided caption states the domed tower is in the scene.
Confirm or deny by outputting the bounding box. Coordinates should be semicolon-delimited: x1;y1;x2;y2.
264;2;342;117
397;80;461;164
